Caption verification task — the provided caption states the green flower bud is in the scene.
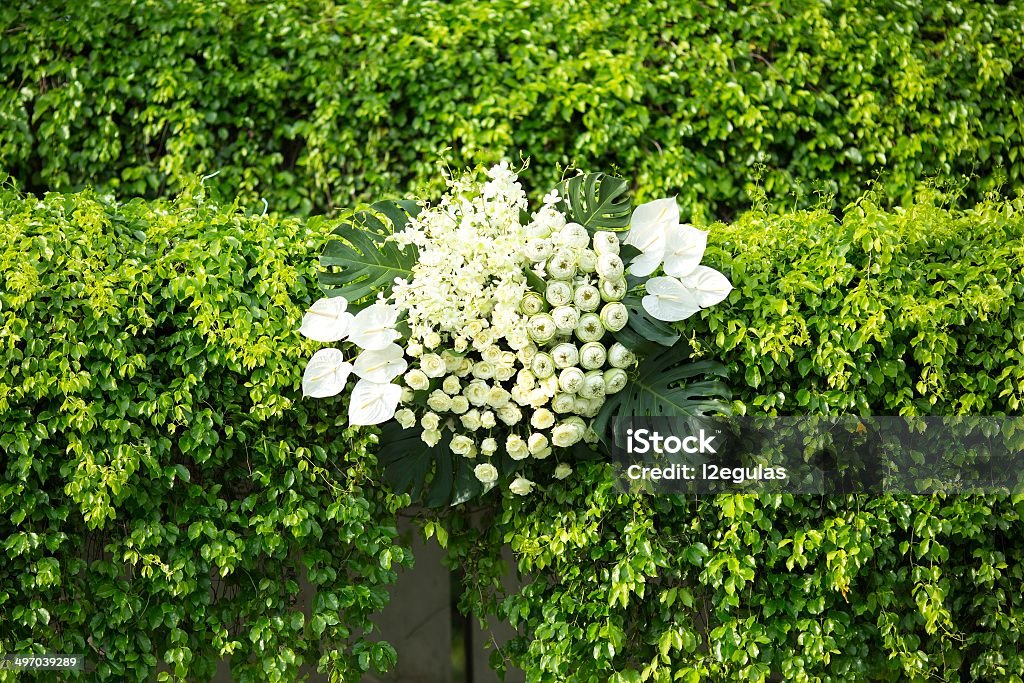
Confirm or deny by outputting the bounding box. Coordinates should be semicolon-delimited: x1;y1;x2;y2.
520;291;546;316
573;283;601;312
561;223;590;249
551;417;588;447
546;280;573;307
579;341;607;370
531;352;556;379
578;248;598;273
551;305;580;333
608;342;637;369
558;367;586;393
546;249;577;280
600;301;629;332
600;277;627;301
593;231;620;256
579;370;607;399
524;238;553;262
596;253;624;280
575;312;605;343
550;342;580;369
551;392;576;413
603;368;628;394
528;313;557;344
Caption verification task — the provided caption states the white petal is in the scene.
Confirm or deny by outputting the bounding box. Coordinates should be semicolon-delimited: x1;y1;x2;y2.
642;276;701;322
353;344;408;383
626;243;665;277
677;266;733;308
348;379;403;426
662;225;708;278
348;303;402;350
299;297;353;342
302;348;353;398
628;197;679;238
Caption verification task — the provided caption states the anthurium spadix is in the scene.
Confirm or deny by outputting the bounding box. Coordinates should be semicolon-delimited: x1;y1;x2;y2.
349;379;403;426
299;296;353;342
354;343;408;383
347;302;401;350
302;348;354;398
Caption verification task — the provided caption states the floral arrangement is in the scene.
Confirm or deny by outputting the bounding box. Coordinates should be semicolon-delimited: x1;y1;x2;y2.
299;164;733;503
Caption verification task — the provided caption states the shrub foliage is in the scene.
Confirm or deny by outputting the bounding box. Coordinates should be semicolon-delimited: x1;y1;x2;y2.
0;187;408;682
2;1;1023;217
451;193;1024;682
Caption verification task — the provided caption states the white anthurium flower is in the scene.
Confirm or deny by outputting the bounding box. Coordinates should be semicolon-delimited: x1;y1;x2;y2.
642;276;702;322
348;303;402;350
302;348;353;398
624;197;678;276
662;224;708;278
348;378;403;426
677;265;733;307
299;297;354;342
353;343;408;383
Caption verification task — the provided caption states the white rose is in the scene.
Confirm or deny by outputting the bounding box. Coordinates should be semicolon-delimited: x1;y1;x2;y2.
509;476;535;495
442;375;461;395
460;409;482;431
450;395;470;414
551;418;586;448
474;463;499;484
427;390;453;412
497;404;523;426
404;369;429;391
551;392;576;414
481;438;498;455
421;429;442;447
421;412;441;431
482;346;503;364
465;381;489;406
486;386;511;408
554;463;573;480
578;248;597;273
506;435;529;460
551;305;580;333
561;222;590;249
443;352;463;374
394;408;416;429
423;331;441;349
531;408;556;430
406;342;423;357
450;434;475;456
420;353;447;378
472;361;495;380
480;410;496;429
528;433;549;455
558;367;586;394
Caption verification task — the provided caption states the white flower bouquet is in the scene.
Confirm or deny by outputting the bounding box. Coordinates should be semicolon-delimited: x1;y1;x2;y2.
300;164;733;504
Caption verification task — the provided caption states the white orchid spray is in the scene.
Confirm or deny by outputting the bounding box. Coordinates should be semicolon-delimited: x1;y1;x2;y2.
298;165;734;505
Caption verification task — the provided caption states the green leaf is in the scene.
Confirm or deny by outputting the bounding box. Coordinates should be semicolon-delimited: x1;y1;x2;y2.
615;294;681;351
593;346;731;441
318;199;420;307
376;420;482;507
556;172;632;233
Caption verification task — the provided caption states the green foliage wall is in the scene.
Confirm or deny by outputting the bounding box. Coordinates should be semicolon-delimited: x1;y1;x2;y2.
0;187;407;682
452;193;1024;682
2;0;1023;219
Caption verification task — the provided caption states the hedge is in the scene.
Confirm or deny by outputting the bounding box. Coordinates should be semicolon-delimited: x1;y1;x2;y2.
451;192;1024;682
0;186;408;682
2;0;1023;219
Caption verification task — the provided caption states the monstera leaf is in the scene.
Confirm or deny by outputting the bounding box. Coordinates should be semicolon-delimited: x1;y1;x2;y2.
593;347;731;443
614;293;681;352
556;172;632;232
318;199;420;307
377;420;483;507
